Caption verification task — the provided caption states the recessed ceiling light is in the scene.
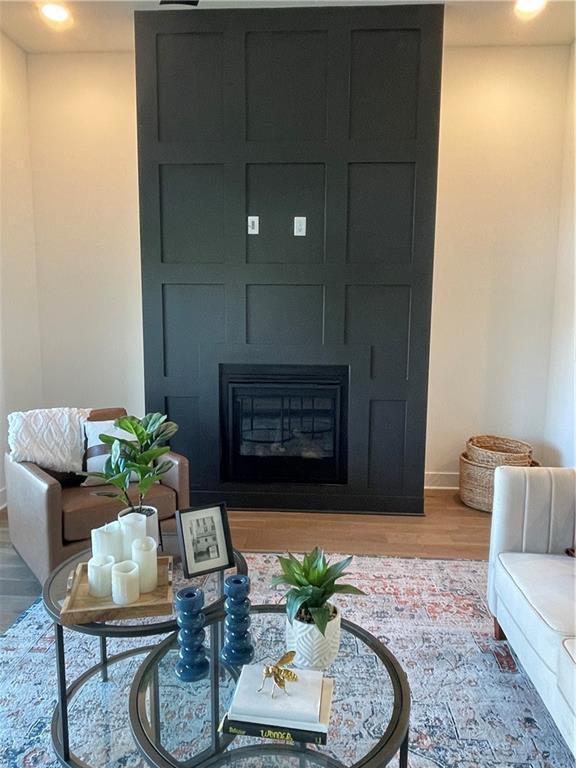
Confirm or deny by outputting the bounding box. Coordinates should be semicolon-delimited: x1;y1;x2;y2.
40;4;71;24
514;0;548;19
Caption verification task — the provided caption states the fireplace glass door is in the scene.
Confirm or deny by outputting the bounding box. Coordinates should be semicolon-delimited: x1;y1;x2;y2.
221;366;348;484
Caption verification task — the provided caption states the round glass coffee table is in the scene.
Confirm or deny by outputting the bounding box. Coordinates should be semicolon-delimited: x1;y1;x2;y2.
130;605;410;768
42;545;247;767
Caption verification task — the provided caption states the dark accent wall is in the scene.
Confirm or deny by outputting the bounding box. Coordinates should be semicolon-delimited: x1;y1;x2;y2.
135;5;443;514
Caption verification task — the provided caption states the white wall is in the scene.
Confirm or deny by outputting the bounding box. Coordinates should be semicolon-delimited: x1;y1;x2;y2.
427;45;573;485
2;42;572;493
0;32;43;506
544;43;575;468
27;52;144;415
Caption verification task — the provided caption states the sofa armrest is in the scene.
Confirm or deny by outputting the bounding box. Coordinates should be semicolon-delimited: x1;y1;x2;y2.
160;451;190;510
5;454;63;583
487;466;576;614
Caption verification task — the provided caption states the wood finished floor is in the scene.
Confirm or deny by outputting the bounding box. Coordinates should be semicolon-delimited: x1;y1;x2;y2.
0;491;490;633
0;511;42;633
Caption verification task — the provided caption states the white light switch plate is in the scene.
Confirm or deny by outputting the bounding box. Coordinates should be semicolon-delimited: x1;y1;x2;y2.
247;216;259;235
294;216;306;236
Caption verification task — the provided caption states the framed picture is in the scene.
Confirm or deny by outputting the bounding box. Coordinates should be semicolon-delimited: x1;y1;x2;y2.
175;503;235;579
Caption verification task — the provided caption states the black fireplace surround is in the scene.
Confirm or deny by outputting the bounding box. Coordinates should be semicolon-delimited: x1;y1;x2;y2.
220;365;348;485
135;6;443;513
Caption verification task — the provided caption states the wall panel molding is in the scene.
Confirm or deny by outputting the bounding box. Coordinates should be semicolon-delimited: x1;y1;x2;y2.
135;5;443;513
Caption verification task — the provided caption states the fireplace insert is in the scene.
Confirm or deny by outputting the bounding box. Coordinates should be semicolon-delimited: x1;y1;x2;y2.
220;364;348;484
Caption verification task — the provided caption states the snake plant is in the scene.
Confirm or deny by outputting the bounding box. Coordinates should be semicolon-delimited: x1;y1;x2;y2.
272;547;365;636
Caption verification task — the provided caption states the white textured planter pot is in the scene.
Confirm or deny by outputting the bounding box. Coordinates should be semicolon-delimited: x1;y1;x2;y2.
118;506;159;545
285;605;341;670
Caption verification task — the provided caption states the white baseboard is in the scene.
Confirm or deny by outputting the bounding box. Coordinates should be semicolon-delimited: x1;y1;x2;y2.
0;486;6;511
424;472;459;490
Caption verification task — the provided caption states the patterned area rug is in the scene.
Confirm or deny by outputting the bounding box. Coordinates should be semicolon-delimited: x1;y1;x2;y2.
0;554;573;768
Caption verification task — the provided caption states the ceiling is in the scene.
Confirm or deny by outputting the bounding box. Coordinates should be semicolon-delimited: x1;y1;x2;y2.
0;0;574;53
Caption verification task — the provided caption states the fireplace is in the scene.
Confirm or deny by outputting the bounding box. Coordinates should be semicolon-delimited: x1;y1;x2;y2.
220;365;348;484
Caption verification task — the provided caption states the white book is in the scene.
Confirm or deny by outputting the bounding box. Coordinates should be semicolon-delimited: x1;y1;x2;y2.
229;663;330;730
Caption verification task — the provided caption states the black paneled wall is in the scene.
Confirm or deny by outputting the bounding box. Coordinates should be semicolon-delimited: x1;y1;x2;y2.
135;6;443;513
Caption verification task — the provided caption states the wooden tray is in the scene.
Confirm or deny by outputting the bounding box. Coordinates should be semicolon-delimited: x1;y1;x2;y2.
60;556;173;625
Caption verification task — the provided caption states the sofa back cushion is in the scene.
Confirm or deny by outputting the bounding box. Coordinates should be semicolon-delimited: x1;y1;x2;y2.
492;467;576;557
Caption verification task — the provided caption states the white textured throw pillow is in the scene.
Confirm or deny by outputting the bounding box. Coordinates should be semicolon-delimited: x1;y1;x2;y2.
83;420;137;486
8;407;91;472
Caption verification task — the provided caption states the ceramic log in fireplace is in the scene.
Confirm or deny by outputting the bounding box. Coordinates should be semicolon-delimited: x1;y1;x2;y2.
220;365;348;484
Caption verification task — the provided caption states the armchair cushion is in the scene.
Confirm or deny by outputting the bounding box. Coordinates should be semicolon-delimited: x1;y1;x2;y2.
62;483;176;542
495;552;576;671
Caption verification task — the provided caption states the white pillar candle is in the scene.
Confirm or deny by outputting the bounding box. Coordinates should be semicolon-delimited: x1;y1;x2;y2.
111;560;140;605
87;555;115;598
131;536;158;593
143;507;159;545
118;512;147;560
91;521;123;563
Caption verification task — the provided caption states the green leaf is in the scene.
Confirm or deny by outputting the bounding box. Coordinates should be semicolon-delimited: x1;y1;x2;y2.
107;472;131;492
324;555;353;584
309;605;332;636
331;584;365;595
278;556;307;586
116;417;148;446
150;421;178;447
93;491;122;498
154;460;173;475
271;575;290;588
99;435;137;455
302;550;315;573
307;548;328;586
276;559;303;588
138;475;157;498
111;439;121;467
139;446;170;465
142;413;166;433
304;585;327;608
98;434;117;446
285;588;313;624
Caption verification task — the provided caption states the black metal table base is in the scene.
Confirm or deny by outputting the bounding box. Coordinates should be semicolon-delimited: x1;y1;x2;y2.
51;640;158;767
399;732;409;768
44;548;248;768
129;605;411;768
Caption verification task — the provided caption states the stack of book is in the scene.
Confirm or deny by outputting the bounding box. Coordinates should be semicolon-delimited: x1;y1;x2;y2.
220;663;334;745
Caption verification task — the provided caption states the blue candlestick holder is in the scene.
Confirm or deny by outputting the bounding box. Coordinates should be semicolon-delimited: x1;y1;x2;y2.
220;574;254;666
174;587;210;682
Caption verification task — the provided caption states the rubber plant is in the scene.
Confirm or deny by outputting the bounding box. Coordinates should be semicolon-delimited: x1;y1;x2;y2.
272;547;365;636
86;413;178;513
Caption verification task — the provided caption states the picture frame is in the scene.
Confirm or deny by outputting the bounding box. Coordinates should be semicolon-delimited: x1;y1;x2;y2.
175;503;235;579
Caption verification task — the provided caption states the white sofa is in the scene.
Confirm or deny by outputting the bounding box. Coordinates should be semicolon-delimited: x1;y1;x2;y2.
488;466;576;755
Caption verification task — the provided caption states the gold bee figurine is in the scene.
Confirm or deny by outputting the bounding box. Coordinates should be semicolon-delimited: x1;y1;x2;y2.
257;651;299;698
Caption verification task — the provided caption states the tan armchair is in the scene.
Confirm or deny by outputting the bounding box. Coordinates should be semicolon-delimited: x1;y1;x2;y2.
5;408;190;584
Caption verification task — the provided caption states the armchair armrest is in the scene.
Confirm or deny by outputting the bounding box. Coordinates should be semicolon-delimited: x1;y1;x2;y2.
487;466;576;613
5;454;63;583
160;451;190;510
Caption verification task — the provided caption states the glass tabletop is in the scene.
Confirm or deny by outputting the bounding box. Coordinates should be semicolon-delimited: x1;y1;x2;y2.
42;538;248;635
130;605;409;768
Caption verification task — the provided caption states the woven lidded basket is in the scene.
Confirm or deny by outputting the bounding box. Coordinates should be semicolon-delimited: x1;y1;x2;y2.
459;452;539;512
466;435;533;468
